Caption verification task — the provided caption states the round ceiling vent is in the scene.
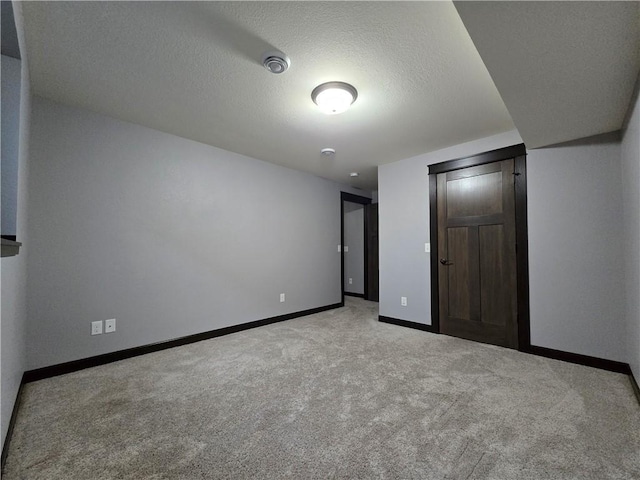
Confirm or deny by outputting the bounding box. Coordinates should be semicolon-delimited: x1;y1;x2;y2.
261;51;290;74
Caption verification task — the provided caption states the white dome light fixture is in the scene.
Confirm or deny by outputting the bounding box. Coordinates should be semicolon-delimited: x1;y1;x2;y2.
311;82;358;115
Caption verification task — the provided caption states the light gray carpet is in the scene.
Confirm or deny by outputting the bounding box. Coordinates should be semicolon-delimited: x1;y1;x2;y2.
3;297;639;479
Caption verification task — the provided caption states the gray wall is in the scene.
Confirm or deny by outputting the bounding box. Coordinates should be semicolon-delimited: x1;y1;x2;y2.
621;82;640;379
527;133;626;362
1;52;30;445
26;97;367;370
1;55;21;235
378;130;523;323
343;202;364;295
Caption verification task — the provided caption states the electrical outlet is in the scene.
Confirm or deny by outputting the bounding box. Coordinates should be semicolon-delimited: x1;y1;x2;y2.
105;318;116;333
338;245;341;253
280;293;285;303
91;320;103;335
425;243;431;253
349;278;353;284
344;246;349;253
401;297;407;307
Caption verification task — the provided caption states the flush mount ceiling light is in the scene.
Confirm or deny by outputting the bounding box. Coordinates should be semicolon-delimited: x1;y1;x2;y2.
350;172;359;177
311;82;358;115
321;148;336;156
261;50;290;74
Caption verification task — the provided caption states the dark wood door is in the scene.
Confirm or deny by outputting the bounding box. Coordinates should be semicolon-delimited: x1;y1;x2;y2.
366;204;379;301
437;159;517;348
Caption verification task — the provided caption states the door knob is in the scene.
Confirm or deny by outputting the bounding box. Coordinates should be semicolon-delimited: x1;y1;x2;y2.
440;258;453;266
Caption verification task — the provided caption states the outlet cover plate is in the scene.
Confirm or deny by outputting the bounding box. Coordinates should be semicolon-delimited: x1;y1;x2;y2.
105;318;116;333
91;320;103;335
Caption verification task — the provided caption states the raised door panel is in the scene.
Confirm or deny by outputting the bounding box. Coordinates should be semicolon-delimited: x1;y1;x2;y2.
446;227;471;321
479;224;509;327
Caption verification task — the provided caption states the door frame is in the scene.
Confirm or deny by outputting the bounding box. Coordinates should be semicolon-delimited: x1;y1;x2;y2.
427;144;531;350
341;192;372;304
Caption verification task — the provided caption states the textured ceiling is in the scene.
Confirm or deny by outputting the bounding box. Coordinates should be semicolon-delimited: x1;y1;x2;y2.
21;1;516;190
455;1;640;149
21;2;638;189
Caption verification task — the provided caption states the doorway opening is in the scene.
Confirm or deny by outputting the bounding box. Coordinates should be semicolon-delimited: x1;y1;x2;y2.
340;192;378;304
343;201;366;298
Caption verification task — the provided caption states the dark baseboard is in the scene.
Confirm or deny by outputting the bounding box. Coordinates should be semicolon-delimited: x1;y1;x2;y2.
378;315;439;333
344;292;365;298
1;374;25;472
24;302;342;383
523;345;631;375
630;371;640;406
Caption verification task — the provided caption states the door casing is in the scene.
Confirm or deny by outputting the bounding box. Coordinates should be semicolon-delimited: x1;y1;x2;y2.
366;203;379;302
428;144;531;350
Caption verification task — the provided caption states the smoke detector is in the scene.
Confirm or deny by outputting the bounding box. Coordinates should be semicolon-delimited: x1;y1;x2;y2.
261;51;290;74
321;148;336;156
